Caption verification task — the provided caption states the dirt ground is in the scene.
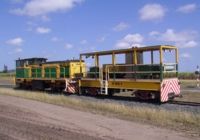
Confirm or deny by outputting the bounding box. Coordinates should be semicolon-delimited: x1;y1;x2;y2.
0;95;199;140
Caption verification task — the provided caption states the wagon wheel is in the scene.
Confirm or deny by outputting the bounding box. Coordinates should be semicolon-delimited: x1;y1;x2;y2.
134;91;152;100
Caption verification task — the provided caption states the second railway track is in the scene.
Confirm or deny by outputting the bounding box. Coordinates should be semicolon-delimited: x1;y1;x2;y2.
168;100;200;107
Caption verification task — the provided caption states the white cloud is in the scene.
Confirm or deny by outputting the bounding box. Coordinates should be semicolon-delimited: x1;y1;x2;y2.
124;34;143;43
180;53;191;58
51;37;62;42
115;34;144;48
6;37;24;46
183;40;197;48
113;22;129;32
139;3;166;21
36;27;51;34
65;43;73;49
177;4;197;13
11;0;84;16
150;29;198;48
115;42;130;49
149;31;159;36
80;39;87;45
51;37;61;42
160;29;187;42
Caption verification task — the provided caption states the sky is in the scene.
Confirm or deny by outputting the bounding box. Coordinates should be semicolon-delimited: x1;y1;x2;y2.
0;0;199;72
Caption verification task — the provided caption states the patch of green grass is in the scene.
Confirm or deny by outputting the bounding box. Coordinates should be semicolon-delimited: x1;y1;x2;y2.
0;88;199;137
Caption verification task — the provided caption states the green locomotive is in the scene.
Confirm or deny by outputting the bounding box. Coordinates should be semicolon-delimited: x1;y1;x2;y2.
15;58;86;91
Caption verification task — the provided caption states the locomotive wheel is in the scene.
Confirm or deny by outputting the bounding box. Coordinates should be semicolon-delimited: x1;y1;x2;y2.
79;87;86;95
135;92;151;100
108;89;114;97
31;80;44;90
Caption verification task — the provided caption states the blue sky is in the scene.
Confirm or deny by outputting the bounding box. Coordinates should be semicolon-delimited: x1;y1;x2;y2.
0;0;199;71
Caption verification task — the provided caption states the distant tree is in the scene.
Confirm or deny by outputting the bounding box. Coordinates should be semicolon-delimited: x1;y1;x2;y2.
3;64;8;73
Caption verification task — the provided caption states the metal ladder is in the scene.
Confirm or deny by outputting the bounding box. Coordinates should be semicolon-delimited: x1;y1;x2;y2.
100;80;108;95
99;67;108;95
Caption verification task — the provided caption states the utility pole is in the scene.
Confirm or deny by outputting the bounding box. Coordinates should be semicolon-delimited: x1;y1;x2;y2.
195;65;200;88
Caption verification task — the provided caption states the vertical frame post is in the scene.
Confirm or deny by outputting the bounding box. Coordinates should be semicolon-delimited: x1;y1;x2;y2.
94;54;98;79
151;50;154;64
175;48;179;77
134;48;137;80
159;47;163;81
79;55;82;74
112;52;115;65
112;52;116;79
134;49;137;65
197;65;200;87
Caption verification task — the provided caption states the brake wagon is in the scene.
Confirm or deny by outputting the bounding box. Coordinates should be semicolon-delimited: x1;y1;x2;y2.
78;45;180;102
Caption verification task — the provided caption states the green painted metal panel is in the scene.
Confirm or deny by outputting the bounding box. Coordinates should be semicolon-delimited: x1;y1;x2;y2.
31;68;42;78
44;68;50;78
50;68;56;78
136;65;161;72
60;67;65;78
65;66;70;77
44;67;57;78
16;68;29;78
60;66;70;78
89;67;99;72
24;69;29;78
31;69;36;78
88;67;99;78
16;69;22;78
154;65;160;71
37;68;42;78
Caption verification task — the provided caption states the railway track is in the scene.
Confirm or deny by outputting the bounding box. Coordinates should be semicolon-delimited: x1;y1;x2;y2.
168;100;200;107
0;84;200;110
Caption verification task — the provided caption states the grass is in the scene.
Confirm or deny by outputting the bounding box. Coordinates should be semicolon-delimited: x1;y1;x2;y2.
178;72;197;79
0;72;15;77
0;88;199;137
180;80;198;88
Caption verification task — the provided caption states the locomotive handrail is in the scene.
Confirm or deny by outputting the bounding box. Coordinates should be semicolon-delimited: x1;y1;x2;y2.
106;63;178;81
81;63;178;80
